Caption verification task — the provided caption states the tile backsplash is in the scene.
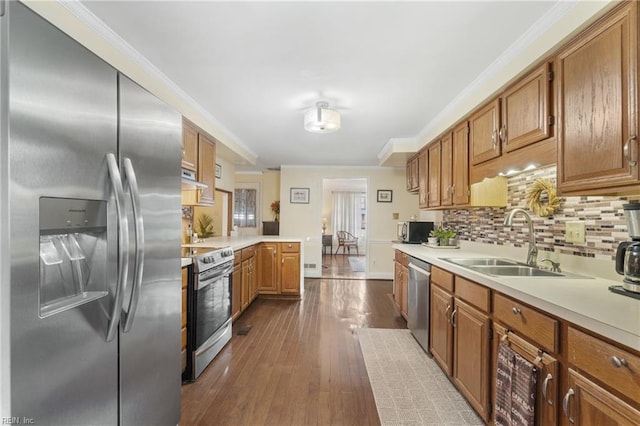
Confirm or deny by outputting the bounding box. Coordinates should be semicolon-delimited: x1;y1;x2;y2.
442;165;640;261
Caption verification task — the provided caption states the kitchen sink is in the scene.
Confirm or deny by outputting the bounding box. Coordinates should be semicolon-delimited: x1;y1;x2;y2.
443;258;520;267
441;257;591;279
468;265;563;277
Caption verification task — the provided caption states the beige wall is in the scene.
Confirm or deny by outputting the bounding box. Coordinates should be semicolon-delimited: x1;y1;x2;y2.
280;166;417;278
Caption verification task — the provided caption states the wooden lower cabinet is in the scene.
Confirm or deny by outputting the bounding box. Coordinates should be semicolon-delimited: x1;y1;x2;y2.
257;242;278;293
430;284;453;376
452;298;491;422
493;324;559;425
280;251;300;294
564;369;640;425
231;254;242;321
393;261;402;311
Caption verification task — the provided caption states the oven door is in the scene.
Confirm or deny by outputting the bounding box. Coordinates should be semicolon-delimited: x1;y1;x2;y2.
194;262;233;350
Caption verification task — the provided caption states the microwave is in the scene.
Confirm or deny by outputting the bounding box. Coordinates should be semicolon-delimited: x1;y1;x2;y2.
397;221;434;244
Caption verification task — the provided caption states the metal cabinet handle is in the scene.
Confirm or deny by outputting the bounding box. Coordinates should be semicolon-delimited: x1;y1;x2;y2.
105;153;129;342
451;308;458;328
445;305;451;323
562;388;575;424
611;355;628;368
512;307;521;315
121;157;145;333
491;129;497;148
542;373;554;406
624;136;638;167
451;184;456;195
499;125;507;144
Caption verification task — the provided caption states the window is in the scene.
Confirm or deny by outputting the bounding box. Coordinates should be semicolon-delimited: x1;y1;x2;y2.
233;188;257;228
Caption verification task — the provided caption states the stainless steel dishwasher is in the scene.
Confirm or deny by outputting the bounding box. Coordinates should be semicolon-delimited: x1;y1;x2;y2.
408;257;431;353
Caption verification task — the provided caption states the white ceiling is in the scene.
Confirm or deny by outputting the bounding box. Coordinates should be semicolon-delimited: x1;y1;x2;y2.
80;1;561;171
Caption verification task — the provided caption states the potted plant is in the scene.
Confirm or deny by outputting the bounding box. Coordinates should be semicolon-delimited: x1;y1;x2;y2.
270;200;280;222
431;226;456;246
195;213;215;238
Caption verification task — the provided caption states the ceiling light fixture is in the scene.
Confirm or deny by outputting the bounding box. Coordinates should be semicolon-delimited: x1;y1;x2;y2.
304;101;340;133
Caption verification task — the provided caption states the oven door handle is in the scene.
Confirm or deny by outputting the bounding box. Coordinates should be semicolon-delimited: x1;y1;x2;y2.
196;263;233;290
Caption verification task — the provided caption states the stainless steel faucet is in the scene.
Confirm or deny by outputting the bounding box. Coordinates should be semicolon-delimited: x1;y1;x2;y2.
503;208;538;266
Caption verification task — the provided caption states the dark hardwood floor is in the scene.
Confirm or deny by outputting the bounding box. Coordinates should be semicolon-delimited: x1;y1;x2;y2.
180;276;406;425
321;253;366;279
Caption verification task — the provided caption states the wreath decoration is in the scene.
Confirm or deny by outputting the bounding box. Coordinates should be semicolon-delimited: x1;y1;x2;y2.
525;178;560;217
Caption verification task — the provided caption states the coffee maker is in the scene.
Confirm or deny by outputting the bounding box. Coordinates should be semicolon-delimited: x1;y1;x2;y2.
615;203;640;293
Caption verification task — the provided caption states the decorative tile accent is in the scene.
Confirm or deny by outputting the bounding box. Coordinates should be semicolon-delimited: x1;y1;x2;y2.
443;165;640;260
358;328;483;426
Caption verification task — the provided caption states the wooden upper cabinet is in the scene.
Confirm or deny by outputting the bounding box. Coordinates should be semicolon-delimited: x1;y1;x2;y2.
501;62;552;153
470;99;501;165
406;155;419;192
197;133;216;205
418;150;429;208
182;119;198;172
440;133;453;206
557;1;639;193
452;122;470;205
428;141;441;208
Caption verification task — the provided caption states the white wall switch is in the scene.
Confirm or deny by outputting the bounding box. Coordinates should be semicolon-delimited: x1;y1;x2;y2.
566;221;586;243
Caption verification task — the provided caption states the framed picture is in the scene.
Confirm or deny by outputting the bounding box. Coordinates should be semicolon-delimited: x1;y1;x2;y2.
377;189;393;203
290;187;310;204
215;163;222;179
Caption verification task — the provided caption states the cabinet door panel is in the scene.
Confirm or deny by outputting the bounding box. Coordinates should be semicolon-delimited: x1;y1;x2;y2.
400;265;408;319
430;285;453;376
197;133;216;205
428;141;441;207
231;267;242;320
280;252;300;294
453;299;490;422
557;2;638;192
452;122;470;205
566;369;640;425
502;63;551;153
257;243;278;293
441;132;453;206
418;150;429;208
470;99;501;165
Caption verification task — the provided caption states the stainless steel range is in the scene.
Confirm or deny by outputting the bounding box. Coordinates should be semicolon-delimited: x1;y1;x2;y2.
183;247;235;381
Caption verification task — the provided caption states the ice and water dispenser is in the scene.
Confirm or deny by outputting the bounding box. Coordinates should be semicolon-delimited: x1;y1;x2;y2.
39;197;109;317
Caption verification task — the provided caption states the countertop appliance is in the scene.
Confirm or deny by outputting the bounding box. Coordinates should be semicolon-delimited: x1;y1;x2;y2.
184;248;235;381
615;203;640;294
398;221;435;244
407;257;431;353
1;3;182;423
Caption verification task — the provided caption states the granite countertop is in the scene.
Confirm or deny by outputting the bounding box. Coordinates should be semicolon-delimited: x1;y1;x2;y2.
393;243;640;351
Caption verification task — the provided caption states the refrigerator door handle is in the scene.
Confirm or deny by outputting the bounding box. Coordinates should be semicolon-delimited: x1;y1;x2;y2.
105;153;130;342
121;157;144;333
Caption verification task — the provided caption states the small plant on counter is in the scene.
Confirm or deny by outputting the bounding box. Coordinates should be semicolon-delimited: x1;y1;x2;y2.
430;226;456;245
196;214;215;238
270;200;280;222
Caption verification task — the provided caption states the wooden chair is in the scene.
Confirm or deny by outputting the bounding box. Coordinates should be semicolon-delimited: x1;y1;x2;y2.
335;231;358;255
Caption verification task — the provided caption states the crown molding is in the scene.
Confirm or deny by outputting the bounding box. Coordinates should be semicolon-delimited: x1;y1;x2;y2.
56;0;257;162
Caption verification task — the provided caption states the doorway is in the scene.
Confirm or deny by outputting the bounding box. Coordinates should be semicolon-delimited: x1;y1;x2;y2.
321;178;367;279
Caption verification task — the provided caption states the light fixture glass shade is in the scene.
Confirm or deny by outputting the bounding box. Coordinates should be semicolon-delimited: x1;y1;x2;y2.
304;101;341;133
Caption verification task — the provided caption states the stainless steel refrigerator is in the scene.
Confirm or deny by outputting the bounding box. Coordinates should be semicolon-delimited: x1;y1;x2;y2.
1;2;182;424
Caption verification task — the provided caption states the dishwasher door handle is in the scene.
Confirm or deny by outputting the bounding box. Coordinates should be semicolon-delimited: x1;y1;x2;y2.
408;263;431;277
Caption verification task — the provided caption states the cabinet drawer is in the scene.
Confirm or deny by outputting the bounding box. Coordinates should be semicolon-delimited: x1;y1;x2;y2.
394;250;403;263
493;293;558;353
568;327;640;401
455;276;490;312
241;245;256;261
394;250;409;267
432;266;454;292
233;250;241;266
280;242;300;253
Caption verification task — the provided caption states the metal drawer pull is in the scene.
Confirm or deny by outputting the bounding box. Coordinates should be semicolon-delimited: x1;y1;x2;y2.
611;355;628;368
624;135;638;167
562;388;575;424
542;373;553;406
451;308;458;328
512;307;521;315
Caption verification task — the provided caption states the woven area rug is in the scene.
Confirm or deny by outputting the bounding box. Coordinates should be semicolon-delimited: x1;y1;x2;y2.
357;328;483;425
348;256;366;272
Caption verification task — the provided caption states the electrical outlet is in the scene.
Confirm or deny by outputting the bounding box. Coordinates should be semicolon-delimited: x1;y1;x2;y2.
566;221;586;243
392;212;399;220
